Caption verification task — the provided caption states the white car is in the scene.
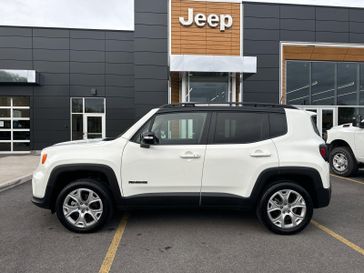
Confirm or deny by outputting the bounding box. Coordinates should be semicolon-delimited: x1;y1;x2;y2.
326;118;364;177
32;103;331;235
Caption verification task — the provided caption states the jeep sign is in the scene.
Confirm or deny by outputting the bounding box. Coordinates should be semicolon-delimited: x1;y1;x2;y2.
179;8;233;32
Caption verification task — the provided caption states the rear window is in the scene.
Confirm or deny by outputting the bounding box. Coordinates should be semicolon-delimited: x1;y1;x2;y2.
213;112;269;144
311;115;320;136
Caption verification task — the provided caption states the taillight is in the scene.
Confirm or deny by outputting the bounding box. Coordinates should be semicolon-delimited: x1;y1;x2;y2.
319;144;328;162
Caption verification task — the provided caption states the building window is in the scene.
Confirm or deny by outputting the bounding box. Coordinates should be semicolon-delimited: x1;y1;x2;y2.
0;96;30;153
286;61;363;106
71;97;106;140
182;72;237;103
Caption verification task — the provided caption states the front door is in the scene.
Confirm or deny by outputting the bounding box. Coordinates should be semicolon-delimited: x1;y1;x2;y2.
121;111;209;206
83;114;105;139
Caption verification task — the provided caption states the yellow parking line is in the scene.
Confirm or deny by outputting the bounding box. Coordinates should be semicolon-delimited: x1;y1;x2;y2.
99;213;129;273
330;174;364;186
311;220;364;256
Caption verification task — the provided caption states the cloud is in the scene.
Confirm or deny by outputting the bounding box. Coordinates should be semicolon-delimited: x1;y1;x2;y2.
0;0;134;31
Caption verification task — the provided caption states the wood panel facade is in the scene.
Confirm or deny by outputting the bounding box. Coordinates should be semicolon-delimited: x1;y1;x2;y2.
171;0;241;56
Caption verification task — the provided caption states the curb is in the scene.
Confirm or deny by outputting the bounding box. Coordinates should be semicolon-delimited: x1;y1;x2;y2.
0;174;33;192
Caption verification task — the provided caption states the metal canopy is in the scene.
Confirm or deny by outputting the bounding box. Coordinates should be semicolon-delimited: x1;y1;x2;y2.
170;55;257;73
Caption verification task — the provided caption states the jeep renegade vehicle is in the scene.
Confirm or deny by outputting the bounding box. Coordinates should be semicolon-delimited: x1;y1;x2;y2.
32;103;331;235
326;117;364;177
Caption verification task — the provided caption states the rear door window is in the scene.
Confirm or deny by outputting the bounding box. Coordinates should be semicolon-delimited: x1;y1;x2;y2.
212;111;269;144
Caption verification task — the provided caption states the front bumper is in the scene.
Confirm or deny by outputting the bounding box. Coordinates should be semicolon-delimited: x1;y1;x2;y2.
31;196;51;209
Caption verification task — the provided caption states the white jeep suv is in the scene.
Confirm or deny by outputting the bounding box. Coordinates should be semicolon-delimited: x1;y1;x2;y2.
32;103;331;235
326;117;364;177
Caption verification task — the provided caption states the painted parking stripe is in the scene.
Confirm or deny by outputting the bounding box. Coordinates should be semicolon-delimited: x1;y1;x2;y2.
311;220;364;256
99;213;129;273
330;174;364;186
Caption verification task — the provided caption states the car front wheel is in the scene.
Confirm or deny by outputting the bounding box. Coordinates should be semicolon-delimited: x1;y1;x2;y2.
55;179;113;233
257;182;313;235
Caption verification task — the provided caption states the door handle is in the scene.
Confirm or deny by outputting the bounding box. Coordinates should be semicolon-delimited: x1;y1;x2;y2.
180;151;201;159
250;150;271;158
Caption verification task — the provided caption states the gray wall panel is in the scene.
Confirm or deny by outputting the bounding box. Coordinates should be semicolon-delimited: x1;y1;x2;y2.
135;12;167;25
0;36;32;48
279;30;316;41
106;63;134;76
70;38;105;51
0;27;32;36
280;19;315;31
315;31;349;42
33;37;69;49
70;74;105;86
33;28;69;38
134;38;167;52
244;3;279;18
316;7;349;22
0;60;33;69
106;51;134;64
135;0;167;13
316;20;349;33
34;61;69;73
70;50;105;62
70;62;105;74
0;48;32;60
33;49;69;62
39;74;70;85
244;29;279;41
244;17;279;30
279;5;315;20
106;40;134;52
349;9;364;23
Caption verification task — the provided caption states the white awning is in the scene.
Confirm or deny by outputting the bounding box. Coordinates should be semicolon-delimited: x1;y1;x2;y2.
170;55;257;73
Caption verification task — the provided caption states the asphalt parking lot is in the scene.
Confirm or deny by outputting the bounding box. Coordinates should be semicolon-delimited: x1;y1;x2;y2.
1;173;363;273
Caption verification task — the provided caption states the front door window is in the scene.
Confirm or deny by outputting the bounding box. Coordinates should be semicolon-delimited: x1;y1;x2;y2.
71;98;105;140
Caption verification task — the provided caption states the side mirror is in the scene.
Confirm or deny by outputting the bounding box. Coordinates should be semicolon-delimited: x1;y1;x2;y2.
140;131;158;148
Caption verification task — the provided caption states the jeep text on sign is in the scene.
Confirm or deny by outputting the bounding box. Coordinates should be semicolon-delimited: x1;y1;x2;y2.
179;8;233;31
171;0;241;56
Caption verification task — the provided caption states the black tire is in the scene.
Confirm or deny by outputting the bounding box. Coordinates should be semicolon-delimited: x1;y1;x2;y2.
256;182;313;235
329;146;357;177
55;179;113;233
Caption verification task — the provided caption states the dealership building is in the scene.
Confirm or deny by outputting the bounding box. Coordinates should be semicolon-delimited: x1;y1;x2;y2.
1;0;364;153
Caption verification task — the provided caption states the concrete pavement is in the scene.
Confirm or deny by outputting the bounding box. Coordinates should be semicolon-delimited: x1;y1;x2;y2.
0;175;363;273
0;154;39;190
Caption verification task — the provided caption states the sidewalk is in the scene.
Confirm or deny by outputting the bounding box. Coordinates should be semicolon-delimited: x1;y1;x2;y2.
0;154;40;190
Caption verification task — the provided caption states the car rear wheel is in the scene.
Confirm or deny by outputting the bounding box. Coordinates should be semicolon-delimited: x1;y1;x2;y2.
257;182;313;235
56;179;113;233
330;147;357;177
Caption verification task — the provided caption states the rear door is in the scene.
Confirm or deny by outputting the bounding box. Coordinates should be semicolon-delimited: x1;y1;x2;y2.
201;111;280;207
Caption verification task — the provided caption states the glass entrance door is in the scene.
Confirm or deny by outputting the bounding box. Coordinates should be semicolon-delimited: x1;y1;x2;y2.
83;114;105;139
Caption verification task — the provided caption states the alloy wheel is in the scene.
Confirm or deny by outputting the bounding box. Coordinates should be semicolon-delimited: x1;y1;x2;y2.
63;188;103;228
267;189;307;229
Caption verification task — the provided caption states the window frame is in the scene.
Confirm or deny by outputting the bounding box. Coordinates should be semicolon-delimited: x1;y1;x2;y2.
130;111;212;146
208;110;276;145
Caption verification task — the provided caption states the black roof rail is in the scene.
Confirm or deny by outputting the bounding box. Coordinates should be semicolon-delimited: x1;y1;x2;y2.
160;102;297;109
